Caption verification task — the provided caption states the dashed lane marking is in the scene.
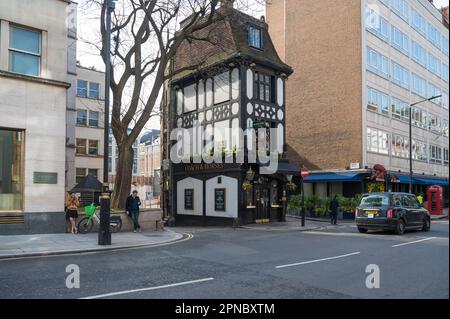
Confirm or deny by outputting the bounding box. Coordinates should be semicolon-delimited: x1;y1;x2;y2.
275;251;361;269
79;277;215;299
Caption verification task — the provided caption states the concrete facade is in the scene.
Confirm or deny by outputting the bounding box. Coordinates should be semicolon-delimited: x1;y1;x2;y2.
267;0;449;182
0;0;71;234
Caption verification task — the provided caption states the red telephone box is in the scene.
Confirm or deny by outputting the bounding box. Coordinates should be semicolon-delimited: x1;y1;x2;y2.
427;185;443;215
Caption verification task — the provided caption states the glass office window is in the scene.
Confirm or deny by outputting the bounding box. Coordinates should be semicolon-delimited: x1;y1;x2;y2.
76;109;87;126
427;24;441;50
77;80;88;97
367;47;389;78
9;26;41;76
428;83;441;105
411;73;426;98
442;36;449;55
411;9;426;36
411;40;426;67
366;8;388;42
391;0;409;21
367;127;389;155
0;129;24;211
444;148;449;165
367;87;389;114
391;97;409;121
89;111;99;127
89;82;100;99
391;61;409;89
428;53;441;77
442;92;449;110
442;63;449;83
391;25;409;55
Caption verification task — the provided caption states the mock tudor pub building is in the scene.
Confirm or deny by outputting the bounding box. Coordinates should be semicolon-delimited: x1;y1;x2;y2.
164;1;297;226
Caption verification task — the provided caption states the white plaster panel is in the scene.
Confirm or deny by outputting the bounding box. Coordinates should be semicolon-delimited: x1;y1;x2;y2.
246;69;253;99
205;175;238;218
177;177;203;216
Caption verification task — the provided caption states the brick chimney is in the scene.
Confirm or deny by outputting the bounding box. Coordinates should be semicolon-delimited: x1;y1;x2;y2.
221;0;235;10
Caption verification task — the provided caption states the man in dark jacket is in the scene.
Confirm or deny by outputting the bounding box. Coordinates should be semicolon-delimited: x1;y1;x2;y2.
126;190;142;232
329;195;339;225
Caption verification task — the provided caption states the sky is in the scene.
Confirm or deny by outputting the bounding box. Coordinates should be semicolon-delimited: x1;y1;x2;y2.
434;0;449;8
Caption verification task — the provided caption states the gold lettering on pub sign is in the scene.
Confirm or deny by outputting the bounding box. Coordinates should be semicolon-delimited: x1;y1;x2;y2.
184;163;225;172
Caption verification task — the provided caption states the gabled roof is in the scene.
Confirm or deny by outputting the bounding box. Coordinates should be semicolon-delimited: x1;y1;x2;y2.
171;7;293;81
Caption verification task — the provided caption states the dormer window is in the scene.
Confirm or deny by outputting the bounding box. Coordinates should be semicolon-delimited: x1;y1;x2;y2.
248;25;262;49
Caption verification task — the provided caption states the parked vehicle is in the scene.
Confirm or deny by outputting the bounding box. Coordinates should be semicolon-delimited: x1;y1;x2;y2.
355;192;431;235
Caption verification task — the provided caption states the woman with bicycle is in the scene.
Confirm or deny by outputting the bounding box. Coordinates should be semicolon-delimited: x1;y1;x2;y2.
66;193;79;234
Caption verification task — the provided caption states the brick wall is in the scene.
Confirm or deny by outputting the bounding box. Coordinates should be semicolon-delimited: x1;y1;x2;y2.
267;0;363;170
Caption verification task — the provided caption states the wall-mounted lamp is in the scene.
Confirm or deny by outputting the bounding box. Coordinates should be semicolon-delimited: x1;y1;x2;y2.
246;167;255;181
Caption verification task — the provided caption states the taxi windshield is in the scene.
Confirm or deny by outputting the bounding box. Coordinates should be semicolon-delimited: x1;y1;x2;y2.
360;194;389;207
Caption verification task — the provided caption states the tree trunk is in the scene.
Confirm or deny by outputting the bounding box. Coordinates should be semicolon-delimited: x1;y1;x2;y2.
111;144;134;209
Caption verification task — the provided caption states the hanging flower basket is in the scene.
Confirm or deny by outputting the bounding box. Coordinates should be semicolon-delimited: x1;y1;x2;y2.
242;181;253;191
286;182;297;191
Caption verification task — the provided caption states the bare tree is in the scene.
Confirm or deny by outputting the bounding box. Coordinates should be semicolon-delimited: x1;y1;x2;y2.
81;0;264;209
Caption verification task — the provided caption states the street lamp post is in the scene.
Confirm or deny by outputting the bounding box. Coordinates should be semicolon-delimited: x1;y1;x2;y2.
99;0;116;246
408;95;442;194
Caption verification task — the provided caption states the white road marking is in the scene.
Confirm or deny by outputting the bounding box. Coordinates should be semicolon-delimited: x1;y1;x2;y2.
392;237;436;248
275;252;361;269
80;277;214;299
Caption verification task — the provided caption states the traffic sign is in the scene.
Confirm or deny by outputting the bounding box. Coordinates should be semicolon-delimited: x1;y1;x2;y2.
301;166;309;179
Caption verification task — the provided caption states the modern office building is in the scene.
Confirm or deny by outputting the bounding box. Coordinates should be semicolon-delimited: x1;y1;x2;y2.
0;0;72;234
267;0;449;198
73;65;105;187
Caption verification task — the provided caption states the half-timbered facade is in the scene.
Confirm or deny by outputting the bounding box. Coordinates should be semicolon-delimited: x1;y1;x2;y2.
165;1;296;225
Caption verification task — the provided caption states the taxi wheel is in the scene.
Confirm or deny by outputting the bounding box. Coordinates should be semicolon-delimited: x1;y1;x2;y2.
358;227;368;233
422;217;431;232
395;219;405;235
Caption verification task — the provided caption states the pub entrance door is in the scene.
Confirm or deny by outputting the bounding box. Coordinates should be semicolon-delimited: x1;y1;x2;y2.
255;186;270;223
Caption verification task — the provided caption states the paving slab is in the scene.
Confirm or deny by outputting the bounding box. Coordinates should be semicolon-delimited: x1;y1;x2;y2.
0;230;184;259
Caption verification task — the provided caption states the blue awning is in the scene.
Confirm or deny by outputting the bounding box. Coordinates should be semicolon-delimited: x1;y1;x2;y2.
414;178;449;186
304;173;362;183
396;175;412;184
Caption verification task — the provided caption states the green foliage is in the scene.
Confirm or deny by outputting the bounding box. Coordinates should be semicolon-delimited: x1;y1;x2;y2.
287;194;302;213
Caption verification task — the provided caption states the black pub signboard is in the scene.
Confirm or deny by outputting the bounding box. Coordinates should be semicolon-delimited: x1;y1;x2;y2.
214;188;226;211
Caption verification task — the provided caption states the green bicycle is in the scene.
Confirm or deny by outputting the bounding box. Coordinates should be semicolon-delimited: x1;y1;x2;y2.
77;204;122;234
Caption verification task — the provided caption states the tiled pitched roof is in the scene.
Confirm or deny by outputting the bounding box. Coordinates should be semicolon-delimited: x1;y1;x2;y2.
171;7;293;81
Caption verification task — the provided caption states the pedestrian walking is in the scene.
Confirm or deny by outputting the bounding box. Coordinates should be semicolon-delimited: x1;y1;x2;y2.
66;193;79;234
126;190;142;233
329;195;339;225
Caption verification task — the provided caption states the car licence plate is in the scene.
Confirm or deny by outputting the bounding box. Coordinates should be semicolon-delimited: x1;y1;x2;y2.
367;214;374;218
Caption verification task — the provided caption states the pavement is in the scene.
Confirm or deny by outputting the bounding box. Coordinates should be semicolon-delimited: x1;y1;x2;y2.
0;229;184;260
